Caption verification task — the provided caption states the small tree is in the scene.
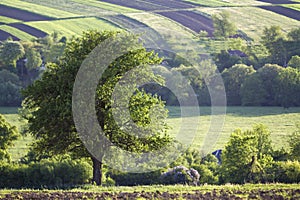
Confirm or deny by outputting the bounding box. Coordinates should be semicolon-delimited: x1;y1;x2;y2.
212;11;237;38
0;114;19;162
289;124;300;160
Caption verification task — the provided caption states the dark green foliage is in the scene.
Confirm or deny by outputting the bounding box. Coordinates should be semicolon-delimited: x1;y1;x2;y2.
288;124;300;160
0;40;25;68
221;64;255;106
0;114;19;162
108;170;162;186
288;55;300;70
261;26;300;66
241;64;295;107
275;67;300;108
192;154;220;184
213;50;242;72
274;161;300;183
0;69;22;106
0;158;91;189
22;30;171;185
240;73;267;106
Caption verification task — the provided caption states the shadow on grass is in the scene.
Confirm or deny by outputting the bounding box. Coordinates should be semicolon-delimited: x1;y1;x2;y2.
167;106;300;118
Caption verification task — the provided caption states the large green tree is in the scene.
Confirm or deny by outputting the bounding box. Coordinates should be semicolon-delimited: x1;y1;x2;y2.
220;124;273;183
0;114;19;162
241;64;283;106
276;67;300;108
22;30;172;185
221;64;255;105
0;40;25;68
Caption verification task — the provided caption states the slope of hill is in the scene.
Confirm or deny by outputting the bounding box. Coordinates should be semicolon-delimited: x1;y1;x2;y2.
0;0;299;42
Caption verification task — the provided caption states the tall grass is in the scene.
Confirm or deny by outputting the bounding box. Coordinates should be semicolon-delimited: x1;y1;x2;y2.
166;106;300;151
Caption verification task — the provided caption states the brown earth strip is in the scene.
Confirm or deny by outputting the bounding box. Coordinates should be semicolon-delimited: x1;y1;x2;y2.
157;11;214;36
97;0;213;35
2;189;300;200
259;5;300;21
0;29;19;41
257;0;295;4
103;14;168;49
0;5;54;22
99;0;162;11
8;23;47;38
100;0;196;11
138;0;195;9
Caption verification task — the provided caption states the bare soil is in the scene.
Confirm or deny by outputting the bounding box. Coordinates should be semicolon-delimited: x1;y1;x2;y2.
8;23;47;38
101;0;214;35
157;11;214;36
0;5;53;22
0;30;19;41
2;188;300;200
259;5;300;21
257;0;295;4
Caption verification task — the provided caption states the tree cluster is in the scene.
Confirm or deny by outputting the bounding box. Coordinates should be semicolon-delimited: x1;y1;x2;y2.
0;33;66;106
221;63;300;107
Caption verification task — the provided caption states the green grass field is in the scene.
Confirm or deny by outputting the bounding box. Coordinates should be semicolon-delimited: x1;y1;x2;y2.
0;107;31;162
167;106;300;152
26;17;120;38
196;6;300;41
3;106;300;162
1;0;299;43
0;0;79;18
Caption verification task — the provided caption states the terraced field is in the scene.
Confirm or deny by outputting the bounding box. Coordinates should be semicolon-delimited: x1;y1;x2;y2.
0;0;299;43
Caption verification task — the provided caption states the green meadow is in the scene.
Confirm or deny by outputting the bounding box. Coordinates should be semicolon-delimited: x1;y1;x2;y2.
3;106;300;162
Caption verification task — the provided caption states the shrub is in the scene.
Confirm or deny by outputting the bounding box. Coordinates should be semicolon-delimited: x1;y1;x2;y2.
108;170;161;186
0;158;92;189
0;69;22;106
277;160;300;183
192;164;219;184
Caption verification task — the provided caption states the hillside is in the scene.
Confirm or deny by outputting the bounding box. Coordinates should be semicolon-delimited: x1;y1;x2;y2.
0;0;299;42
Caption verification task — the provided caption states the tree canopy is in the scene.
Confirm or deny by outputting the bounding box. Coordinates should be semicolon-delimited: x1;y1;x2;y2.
212;11;237;38
220;124;273;184
22;30;172;185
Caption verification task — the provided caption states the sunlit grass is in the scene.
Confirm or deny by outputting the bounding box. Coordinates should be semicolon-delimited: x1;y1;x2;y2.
26;17;120;38
0;0;78;18
167;106;300;151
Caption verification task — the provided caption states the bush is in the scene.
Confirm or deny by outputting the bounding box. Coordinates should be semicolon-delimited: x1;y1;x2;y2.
0;158;92;189
276;160;300;183
108;170;161;186
0;69;22;106
192;164;219;184
160;166;200;185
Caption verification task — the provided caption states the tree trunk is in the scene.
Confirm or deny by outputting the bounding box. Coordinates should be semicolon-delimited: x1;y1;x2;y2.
91;156;102;185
